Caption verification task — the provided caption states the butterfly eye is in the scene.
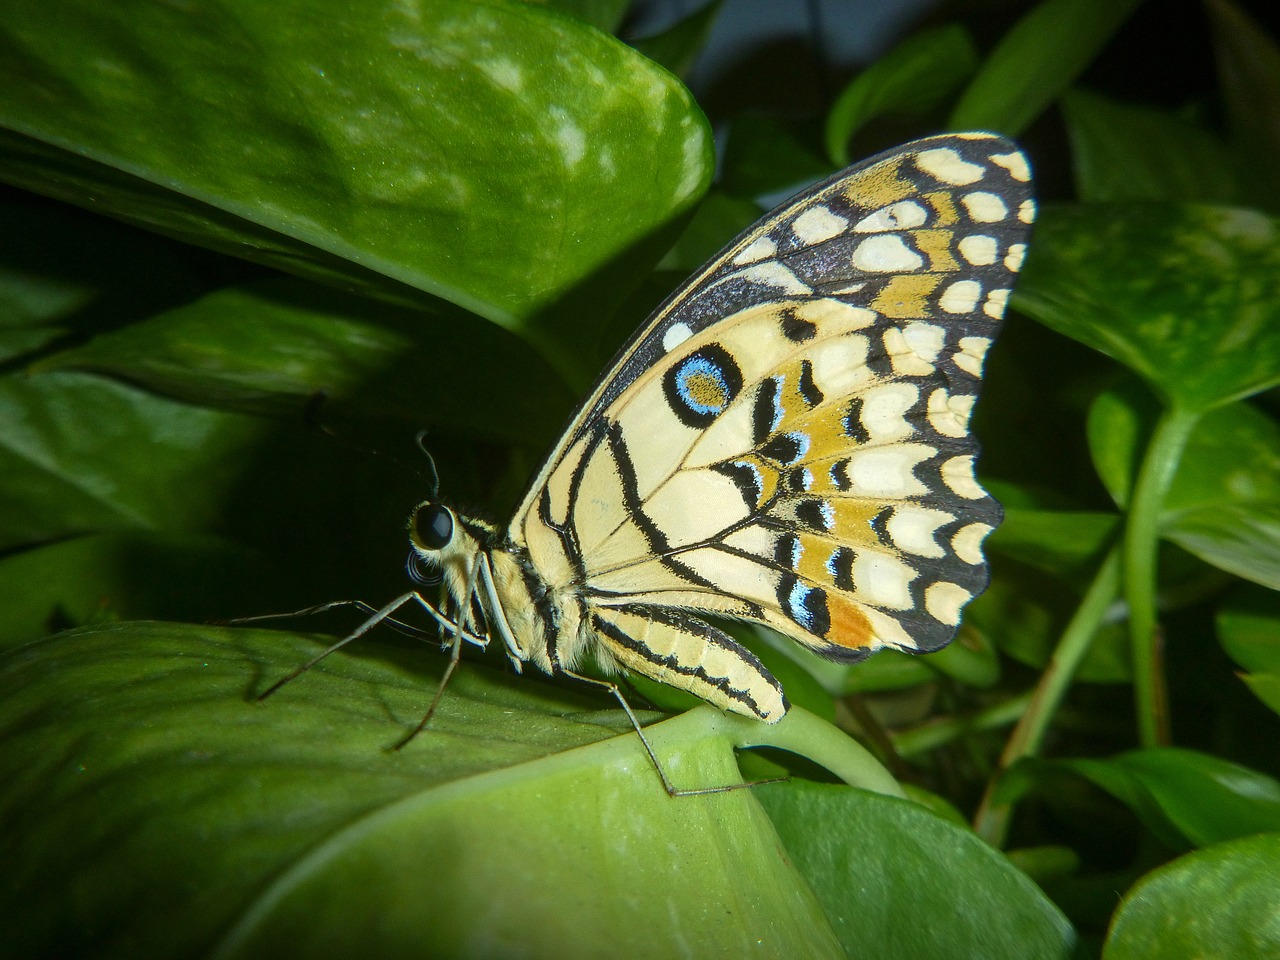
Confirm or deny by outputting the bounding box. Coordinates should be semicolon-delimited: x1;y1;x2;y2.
411;503;454;552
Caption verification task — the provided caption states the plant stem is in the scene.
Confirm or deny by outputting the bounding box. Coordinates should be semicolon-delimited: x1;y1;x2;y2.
1124;404;1199;748
972;546;1122;846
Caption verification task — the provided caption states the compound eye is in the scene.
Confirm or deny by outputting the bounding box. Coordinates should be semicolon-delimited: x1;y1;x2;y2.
411;503;454;551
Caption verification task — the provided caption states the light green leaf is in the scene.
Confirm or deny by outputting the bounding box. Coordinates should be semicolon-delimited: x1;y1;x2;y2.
0;622;899;959
0;0;713;377
756;781;1078;960
1017;204;1280;413
1102;833;1280;959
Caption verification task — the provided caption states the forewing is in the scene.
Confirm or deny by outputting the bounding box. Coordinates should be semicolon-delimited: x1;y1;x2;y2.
513;132;1034;662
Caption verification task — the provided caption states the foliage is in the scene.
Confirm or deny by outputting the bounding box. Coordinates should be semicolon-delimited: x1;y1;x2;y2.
2;0;1279;957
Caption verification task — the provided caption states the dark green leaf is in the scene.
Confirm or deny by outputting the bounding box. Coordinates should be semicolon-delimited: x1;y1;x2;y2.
756;780;1077;960
546;0;631;33
0;0;712;365
38;276;574;445
1062;89;1239;204
630;0;721;79
1064;748;1280;849
0;371;270;552
824;24;978;167
0;623;878;960
1218;584;1280;673
719;114;831;200
987;507;1119;576
1208;0;1280;211
949;0;1143;135
1102;833;1280;959
1017;204;1280;413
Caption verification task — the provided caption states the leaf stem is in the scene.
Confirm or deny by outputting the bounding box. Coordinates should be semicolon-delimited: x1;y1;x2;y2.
973;545;1122;846
1124;404;1199;748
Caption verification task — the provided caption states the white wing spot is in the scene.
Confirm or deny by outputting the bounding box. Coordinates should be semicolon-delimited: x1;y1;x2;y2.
791;206;848;244
1019;199;1037;224
951;522;993;565
925;582;972;625
662;323;693;352
984;288;1011;319
962;192;1008;223
733;235;777;265
1004;242;1027;272
958;234;998;265
941;455;986;499
990;150;1031;182
954;336;991;377
854;200;928;232
939;279;981;313
851;235;924;272
736;261;812;294
916;147;985;185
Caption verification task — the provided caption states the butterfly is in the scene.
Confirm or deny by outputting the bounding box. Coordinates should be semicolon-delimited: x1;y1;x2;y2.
267;132;1034;793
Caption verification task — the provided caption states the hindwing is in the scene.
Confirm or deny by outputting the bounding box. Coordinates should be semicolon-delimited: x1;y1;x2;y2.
511;133;1034;681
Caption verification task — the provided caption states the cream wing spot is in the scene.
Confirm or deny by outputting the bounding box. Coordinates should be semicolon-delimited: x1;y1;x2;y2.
733;235;777;265
925;582;972;625
954;336;992;377
1019;199;1037;224
842;445;933;498
941;455;986;500
791;206;849;243
991;150;1031;182
951;522;993;565
915;147;984;185
927;388;974;437
854;200;928;232
735;261;811;293
962;191;1008;223
1004;242;1027;272
860;381;919;442
853;552;918;610
902;322;945;363
851;235;924;273
882;327;934;377
884;506;951;559
939;279;981;313
958;234;998;265
984;288;1010;319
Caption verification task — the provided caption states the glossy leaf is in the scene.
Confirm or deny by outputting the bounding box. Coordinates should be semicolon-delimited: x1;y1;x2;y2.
1064;748;1280;849
1062;89;1239;204
37;276;574;445
824;24;978;167
1088;386;1280;587
1102;833;1280;959
0;0;713;358
949;0;1143;135
1017;204;1280;413
987;507;1119;576
0;622;903;960
756;781;1078;960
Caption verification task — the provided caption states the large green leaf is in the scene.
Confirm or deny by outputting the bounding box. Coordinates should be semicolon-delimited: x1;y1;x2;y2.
1017;203;1280;413
949;0;1143;135
36;276;574;445
0;0;713;375
756;781;1077;959
1102;833;1280;959
0;622;902;959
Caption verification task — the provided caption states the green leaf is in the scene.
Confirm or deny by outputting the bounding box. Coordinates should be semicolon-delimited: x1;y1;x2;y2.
37;276;575;445
1017;203;1280;413
719;114;831;202
1208;0;1280;212
988;507;1119;576
0;371;270;552
1064;748;1280;849
756;781;1078;960
1102;833;1280;960
630;0;721;79
0;622;903;959
824;24;978;167
1218;584;1280;673
949;0;1143;135
545;0;631;34
0;0;713;369
1088;386;1280;587
1062;89;1239;204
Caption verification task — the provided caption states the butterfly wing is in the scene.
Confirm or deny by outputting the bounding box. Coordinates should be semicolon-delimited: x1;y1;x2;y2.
508;132;1033;717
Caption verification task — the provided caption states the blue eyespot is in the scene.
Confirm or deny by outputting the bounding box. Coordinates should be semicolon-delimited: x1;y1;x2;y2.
663;344;743;428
